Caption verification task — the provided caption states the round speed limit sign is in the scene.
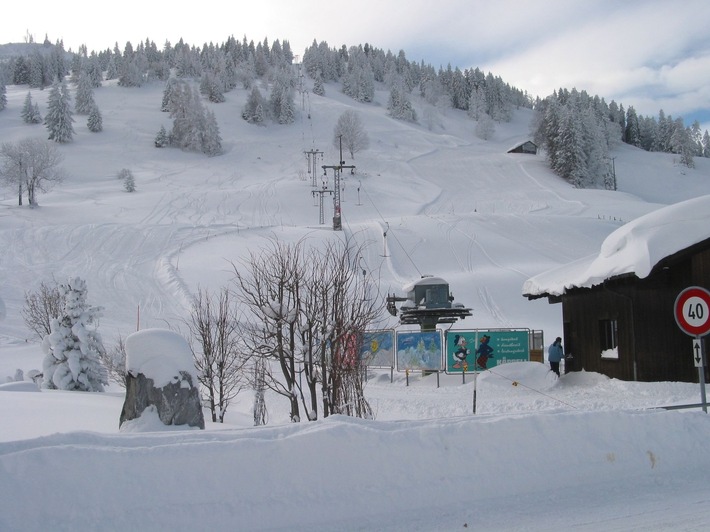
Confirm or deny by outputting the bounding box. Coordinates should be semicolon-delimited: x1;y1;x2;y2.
675;286;710;337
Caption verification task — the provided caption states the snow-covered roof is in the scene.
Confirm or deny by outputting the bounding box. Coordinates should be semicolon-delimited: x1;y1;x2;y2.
402;275;448;292
523;195;710;298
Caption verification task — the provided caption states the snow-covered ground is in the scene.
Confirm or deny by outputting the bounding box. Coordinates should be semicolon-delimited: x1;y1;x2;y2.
2;76;710;531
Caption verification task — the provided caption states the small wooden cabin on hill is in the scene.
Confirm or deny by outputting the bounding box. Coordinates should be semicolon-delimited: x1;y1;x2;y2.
523;196;710;383
507;141;538;155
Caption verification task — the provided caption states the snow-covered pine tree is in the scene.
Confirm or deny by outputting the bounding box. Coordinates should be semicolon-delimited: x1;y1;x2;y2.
154;125;169;147
242;86;266;124
123;170;136;192
0;80;6;111
201;109;222;156
74;71;95;114
312;73;325;96
703;131;710;158
87;104;102;132
387;83;417;123
200;71;225;103
467;86;486;121
45;78;75;143
269;74;295;125
41;277;108;392
624;106;640;147
21;92;42;123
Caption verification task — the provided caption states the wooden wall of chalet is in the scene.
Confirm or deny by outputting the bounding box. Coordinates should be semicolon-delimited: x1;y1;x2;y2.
561;240;710;383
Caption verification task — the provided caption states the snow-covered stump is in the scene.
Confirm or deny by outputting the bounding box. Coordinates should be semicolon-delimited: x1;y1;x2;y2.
120;329;205;430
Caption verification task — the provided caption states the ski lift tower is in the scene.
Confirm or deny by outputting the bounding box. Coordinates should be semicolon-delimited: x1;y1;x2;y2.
322;136;355;231
386;275;472;332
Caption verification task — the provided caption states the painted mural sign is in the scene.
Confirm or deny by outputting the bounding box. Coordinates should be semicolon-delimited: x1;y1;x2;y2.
359;330;395;368
395;330;443;371
445;329;530;373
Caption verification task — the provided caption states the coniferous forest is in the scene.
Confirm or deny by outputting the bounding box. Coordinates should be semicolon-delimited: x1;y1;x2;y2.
1;34;709;189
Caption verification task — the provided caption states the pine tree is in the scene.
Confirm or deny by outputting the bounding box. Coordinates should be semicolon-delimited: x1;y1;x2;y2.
75;71;95;114
0;80;6;111
123;171;136;192
45;79;75;143
201;109;223;156
154;125;169;147
21;92;42;123
624;106;640;147
41;277;108;392
242;86;266;124
467;86;486;121
87;104;102;132
200;71;225;103
387;83;417;123
312;73;325;96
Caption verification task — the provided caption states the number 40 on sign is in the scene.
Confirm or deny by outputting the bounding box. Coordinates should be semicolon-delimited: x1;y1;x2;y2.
674;286;710;338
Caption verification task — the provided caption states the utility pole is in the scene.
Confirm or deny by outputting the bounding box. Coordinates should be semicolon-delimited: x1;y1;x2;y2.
322;136;355;231
311;176;333;225
304;149;323;187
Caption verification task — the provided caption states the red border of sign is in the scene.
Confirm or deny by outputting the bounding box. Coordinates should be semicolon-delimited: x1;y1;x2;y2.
674;286;710;337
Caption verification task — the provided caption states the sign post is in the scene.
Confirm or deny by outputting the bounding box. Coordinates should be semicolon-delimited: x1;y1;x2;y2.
674;286;710;412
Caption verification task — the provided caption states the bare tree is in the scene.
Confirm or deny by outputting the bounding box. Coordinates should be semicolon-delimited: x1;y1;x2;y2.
233;235;382;423
22;280;62;340
333;110;369;159
0;138;64;206
187;287;247;423
311;239;379;418
234;238;305;422
99;334;128;388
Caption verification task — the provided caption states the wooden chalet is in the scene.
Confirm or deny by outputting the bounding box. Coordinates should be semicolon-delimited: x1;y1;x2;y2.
507;141;538;155
523;196;710;383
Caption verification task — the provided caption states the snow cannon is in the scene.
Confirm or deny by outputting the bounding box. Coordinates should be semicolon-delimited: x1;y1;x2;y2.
386;275;472;331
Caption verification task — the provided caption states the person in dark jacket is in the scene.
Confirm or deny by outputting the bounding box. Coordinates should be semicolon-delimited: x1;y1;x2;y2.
548;337;564;376
475;335;494;370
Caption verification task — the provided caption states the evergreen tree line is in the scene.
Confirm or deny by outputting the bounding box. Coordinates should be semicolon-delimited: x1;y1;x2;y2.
302;41;532;125
2;35;708;175
533;88;709;188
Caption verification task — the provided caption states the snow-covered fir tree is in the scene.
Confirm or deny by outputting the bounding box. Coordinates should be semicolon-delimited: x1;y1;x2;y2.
387;83;417;123
45;78;75;143
269;71;295;124
312;72;325;96
123;170;136;192
74;71;95;114
201;109;223;156
154;125;169;147
87;104;102;132
21;92;42;123
200;71;225;103
242;86;267;124
0;80;6;111
163;80;222;156
41;277;108;392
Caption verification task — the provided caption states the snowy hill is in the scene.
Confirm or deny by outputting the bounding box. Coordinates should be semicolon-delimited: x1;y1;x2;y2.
2;76;710;530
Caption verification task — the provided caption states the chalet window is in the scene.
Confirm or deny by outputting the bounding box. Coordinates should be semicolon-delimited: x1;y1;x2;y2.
599;319;618;357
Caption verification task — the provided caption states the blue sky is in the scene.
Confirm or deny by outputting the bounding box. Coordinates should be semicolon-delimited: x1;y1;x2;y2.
4;0;710;131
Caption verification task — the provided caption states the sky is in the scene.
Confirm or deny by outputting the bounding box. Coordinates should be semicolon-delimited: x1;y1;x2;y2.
3;39;710;529
3;0;710;130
